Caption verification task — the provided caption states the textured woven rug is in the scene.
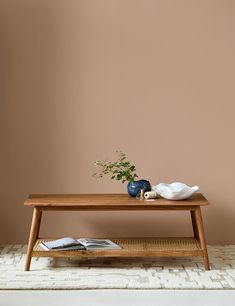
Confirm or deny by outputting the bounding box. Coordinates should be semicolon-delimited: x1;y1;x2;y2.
1;245;235;290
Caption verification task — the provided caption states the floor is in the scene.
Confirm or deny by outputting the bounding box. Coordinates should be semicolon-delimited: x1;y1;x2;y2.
1;244;235;305
0;290;235;306
1;244;235;289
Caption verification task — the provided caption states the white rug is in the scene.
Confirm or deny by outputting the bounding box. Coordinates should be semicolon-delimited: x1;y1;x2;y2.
1;245;235;290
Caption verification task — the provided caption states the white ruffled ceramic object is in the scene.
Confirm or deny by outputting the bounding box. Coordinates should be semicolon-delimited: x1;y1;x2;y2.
152;182;199;200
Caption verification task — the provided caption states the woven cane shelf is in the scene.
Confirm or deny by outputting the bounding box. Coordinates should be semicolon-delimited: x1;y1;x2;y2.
32;237;203;258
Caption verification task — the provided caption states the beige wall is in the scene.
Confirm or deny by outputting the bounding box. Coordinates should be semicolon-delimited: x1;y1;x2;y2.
1;0;235;244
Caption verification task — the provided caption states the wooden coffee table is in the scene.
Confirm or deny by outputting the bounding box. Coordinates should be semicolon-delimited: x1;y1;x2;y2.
24;193;210;271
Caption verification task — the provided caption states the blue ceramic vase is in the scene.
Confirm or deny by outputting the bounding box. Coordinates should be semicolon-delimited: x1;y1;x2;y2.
127;180;151;197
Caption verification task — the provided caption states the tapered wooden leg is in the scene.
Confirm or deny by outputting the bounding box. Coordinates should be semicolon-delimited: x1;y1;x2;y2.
194;207;210;270
190;210;199;238
25;207;42;271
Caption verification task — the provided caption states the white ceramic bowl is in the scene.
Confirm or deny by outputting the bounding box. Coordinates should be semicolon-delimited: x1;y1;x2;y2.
152;182;199;200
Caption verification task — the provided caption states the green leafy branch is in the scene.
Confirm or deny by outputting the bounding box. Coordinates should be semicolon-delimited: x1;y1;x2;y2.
92;150;138;183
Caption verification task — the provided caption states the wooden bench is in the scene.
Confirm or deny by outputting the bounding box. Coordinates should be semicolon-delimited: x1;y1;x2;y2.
24;193;210;271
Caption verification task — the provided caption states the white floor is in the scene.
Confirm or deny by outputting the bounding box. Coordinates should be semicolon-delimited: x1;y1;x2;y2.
0;290;235;306
2;245;235;290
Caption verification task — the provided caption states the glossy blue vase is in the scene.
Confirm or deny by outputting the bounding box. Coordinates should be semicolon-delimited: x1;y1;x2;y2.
127;180;151;197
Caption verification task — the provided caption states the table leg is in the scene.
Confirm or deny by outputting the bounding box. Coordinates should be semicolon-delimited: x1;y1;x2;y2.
25;207;42;271
194;207;210;270
190;210;199;238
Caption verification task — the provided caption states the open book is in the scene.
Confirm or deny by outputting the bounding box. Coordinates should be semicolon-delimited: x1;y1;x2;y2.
40;237;121;251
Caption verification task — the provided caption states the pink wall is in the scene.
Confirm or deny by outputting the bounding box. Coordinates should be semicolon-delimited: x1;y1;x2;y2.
1;0;235;243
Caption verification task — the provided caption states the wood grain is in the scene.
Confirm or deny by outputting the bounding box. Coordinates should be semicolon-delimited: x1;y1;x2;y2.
190;210;199;238
25;208;42;271
24;193;209;210
194;207;210;270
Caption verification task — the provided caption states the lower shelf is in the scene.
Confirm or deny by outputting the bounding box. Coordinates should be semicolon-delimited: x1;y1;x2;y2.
32;237;203;258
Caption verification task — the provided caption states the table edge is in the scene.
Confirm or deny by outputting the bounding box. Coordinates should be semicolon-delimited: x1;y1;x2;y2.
24;193;209;207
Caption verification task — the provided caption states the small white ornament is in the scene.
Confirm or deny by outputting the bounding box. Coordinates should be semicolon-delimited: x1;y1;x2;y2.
152;182;199;200
144;191;158;199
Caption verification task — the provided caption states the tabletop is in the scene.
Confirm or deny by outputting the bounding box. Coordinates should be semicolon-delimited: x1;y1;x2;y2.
24;193;209;210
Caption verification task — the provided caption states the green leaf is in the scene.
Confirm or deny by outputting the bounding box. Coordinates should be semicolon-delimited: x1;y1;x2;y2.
92;150;138;183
